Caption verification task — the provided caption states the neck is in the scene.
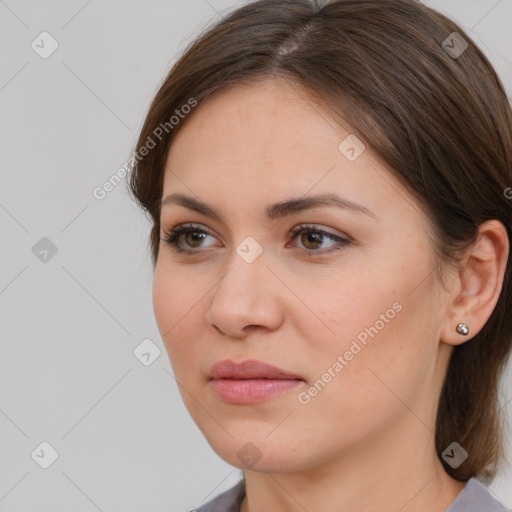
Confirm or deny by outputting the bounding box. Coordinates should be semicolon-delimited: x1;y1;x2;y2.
239;415;466;512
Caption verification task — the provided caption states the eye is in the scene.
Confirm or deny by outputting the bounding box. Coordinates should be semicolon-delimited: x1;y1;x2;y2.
161;224;218;253
161;223;351;256
288;224;350;255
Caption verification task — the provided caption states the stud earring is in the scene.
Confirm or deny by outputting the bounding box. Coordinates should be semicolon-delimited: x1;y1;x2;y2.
455;322;469;336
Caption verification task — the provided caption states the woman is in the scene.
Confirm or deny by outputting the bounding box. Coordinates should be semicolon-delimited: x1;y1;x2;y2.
128;0;512;510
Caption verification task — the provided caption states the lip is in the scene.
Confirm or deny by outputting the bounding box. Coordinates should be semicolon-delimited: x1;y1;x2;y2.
209;359;303;380
208;359;305;404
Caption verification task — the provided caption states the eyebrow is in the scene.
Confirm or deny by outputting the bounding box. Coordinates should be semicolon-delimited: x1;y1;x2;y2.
160;192;376;222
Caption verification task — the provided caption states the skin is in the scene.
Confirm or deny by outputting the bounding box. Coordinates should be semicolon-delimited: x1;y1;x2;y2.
152;78;509;512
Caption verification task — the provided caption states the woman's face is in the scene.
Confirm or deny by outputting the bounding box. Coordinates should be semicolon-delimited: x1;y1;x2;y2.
153;78;454;473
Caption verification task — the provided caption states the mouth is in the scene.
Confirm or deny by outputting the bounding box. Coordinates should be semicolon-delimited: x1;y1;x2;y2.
208;359;304;404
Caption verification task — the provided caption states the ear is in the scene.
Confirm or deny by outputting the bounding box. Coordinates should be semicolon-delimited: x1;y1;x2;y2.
440;219;509;346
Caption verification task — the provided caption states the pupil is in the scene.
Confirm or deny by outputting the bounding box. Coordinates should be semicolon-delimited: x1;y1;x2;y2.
187;232;205;246
303;232;322;248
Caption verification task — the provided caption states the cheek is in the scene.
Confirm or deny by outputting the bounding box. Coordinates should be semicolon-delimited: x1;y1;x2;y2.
152;266;177;337
153;262;203;331
291;266;403;354
152;265;204;371
291;309;424;448
293;263;433;401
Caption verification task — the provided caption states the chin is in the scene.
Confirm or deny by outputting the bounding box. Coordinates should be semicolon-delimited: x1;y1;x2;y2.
203;433;312;473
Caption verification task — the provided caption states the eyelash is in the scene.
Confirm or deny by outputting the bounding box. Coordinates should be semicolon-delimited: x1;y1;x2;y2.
161;223;351;257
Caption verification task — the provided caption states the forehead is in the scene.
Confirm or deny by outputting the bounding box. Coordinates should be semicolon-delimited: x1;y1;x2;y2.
168;79;346;167
162;79;422;225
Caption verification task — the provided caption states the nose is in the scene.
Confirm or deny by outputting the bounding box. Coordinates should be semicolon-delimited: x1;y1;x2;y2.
204;251;284;338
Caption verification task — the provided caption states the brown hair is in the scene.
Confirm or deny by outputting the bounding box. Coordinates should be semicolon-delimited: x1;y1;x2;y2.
128;0;512;482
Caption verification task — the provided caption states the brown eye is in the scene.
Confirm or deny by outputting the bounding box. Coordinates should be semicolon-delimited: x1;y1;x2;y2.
300;231;324;250
162;224;217;253
289;224;351;256
184;231;207;248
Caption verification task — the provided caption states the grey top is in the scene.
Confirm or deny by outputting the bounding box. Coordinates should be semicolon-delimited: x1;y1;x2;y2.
195;477;510;512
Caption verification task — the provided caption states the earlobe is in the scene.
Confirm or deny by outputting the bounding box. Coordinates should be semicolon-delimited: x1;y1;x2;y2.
440;219;509;347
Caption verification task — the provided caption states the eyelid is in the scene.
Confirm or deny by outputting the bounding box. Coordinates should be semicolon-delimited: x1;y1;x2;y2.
290;223;351;241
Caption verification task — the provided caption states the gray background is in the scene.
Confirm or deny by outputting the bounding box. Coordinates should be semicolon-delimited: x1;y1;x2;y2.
1;0;511;510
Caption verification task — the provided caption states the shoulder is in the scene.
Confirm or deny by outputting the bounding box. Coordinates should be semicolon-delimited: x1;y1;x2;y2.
447;478;511;512
191;477;511;512
194;479;246;512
